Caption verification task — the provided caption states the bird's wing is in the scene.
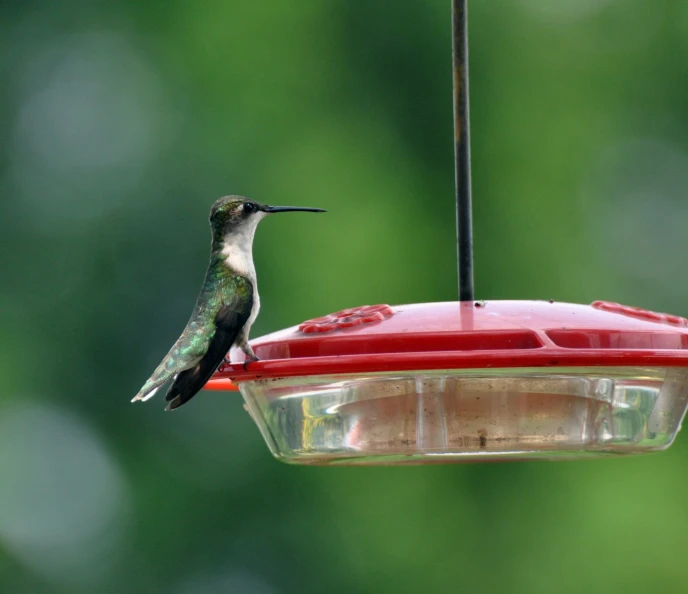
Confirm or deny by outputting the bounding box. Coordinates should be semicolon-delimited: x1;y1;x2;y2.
164;275;253;410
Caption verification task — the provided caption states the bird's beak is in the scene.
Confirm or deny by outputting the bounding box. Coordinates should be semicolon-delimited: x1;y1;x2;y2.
263;205;327;214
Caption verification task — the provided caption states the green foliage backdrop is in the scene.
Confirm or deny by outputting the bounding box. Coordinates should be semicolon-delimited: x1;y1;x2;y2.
1;1;688;592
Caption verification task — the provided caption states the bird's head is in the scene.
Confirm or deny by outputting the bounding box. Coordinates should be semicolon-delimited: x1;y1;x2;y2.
209;195;325;248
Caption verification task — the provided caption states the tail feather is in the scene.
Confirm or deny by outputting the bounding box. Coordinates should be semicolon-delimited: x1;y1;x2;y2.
163;322;235;411
135;385;160;403
163;352;227;411
132;328;207;404
132;356;179;403
164;363;217;411
132;376;169;403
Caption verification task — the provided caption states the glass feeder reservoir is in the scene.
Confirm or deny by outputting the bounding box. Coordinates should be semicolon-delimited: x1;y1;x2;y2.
207;300;688;465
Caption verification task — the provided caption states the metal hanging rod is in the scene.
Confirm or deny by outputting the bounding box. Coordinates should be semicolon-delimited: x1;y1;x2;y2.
452;0;475;302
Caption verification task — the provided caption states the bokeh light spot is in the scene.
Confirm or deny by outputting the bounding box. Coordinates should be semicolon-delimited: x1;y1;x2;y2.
0;400;130;583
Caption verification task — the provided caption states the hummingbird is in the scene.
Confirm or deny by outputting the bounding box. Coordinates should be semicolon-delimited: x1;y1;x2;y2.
131;195;326;411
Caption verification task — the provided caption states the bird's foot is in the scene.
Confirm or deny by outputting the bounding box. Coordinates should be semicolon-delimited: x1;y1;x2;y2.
240;342;258;371
243;354;259;371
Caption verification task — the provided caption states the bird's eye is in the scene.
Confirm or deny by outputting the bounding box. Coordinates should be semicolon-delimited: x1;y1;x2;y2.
243;203;256;214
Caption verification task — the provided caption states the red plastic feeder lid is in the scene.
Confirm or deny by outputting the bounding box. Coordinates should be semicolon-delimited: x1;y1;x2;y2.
207;300;688;389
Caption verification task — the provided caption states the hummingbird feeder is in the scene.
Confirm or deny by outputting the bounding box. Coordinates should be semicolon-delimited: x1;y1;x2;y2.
206;1;688;465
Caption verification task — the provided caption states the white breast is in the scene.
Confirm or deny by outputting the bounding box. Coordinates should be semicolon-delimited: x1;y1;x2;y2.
220;213;265;338
244;286;260;336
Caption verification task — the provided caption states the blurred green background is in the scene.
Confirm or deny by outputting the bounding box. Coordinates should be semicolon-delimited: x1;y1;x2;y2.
2;0;688;592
